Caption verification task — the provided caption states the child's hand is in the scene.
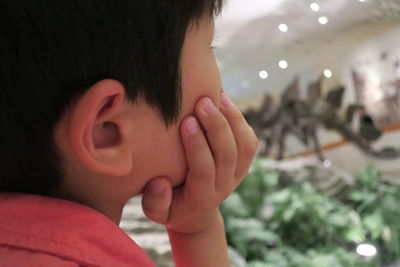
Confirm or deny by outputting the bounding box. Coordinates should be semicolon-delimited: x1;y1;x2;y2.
141;93;258;234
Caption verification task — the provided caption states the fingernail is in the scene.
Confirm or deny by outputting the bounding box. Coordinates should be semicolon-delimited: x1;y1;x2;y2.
151;181;166;194
185;117;199;135
203;98;217;114
222;93;233;108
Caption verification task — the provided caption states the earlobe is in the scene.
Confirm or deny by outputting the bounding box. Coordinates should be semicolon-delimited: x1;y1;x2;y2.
68;79;133;177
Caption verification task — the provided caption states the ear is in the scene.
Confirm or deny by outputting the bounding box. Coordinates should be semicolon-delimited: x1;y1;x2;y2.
68;79;133;176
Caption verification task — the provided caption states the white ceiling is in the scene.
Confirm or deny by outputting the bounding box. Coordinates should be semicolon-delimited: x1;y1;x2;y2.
215;0;400;108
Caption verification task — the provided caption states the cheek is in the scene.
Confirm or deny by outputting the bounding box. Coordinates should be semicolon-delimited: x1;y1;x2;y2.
157;128;187;186
181;53;223;116
135;123;187;187
136;50;223;187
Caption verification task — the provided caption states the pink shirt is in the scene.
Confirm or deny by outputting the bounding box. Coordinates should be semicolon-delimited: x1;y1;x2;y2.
0;193;155;267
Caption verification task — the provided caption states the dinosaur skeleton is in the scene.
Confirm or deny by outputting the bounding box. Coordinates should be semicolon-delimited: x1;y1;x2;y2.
245;76;400;162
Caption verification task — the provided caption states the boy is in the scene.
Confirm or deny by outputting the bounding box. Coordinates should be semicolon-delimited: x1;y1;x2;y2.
0;1;258;266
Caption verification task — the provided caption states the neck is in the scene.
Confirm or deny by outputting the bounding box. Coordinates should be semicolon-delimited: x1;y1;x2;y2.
50;187;126;225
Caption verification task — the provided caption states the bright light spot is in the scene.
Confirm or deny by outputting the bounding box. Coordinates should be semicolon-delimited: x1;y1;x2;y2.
323;160;332;168
259;70;269;79
279;60;288;69
369;71;381;86
278;24;288;32
356;244;377;257
310;3;320;12
371;89;384;101
240;80;250;89
318;16;329;25
324;69;333;78
359;0;366;2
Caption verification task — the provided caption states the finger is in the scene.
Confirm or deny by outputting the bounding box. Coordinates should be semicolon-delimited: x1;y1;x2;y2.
219;93;258;181
180;116;216;202
141;177;172;224
194;97;237;193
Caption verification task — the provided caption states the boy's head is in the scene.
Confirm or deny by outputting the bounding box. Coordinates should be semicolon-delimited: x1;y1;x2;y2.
0;0;223;213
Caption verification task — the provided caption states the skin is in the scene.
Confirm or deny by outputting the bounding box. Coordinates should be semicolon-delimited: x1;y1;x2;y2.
53;15;258;267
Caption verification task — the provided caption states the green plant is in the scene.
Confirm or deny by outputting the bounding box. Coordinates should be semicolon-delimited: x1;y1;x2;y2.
221;160;400;266
266;182;364;249
349;166;400;264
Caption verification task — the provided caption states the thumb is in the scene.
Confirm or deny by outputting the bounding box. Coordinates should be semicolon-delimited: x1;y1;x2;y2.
141;177;172;224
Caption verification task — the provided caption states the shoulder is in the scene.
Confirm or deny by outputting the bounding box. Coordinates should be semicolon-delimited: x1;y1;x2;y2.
0;194;155;266
0;245;80;267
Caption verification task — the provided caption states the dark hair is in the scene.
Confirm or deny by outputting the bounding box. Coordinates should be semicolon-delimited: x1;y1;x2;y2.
0;0;223;195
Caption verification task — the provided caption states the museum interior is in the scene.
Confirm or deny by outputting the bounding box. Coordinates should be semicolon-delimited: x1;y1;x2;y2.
121;1;400;266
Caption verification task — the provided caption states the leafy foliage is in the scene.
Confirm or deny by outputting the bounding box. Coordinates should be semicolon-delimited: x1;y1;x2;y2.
221;159;400;266
349;166;400;263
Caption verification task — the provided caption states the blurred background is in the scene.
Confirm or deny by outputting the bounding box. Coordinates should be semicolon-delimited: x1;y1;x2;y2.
121;0;400;266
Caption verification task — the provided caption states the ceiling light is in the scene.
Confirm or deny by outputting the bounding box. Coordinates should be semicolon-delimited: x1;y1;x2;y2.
278;24;288;32
356;244;377;257
279;60;288;69
359;0;366;2
240;80;250;88
318;16;329;25
324;69;332;78
310;3;320;12
259;70;269;79
323;160;332;168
